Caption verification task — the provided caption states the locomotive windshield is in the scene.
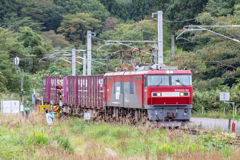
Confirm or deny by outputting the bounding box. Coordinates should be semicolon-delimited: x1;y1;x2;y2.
147;75;192;86
148;75;170;86
171;75;192;86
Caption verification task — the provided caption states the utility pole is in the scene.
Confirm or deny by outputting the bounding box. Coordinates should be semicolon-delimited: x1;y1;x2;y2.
87;30;91;75
83;53;86;76
106;55;108;73
158;11;163;65
152;11;164;67
72;48;76;76
14;56;23;116
171;34;175;62
14;56;19;75
21;78;23;104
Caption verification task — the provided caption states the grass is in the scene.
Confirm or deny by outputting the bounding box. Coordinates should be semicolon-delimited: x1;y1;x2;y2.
192;111;240;120
0;112;239;159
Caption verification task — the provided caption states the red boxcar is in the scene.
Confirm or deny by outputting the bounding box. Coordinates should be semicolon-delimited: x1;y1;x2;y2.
43;76;51;103
63;76;68;105
68;76;78;106
50;76;58;104
77;76;104;108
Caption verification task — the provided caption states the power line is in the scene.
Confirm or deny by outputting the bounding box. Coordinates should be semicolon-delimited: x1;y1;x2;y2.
91;36;106;42
163;0;234;23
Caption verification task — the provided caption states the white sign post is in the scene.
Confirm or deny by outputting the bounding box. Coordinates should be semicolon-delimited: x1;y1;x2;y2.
220;92;235;132
1;100;20;114
220;92;230;101
220;92;230;114
84;112;91;121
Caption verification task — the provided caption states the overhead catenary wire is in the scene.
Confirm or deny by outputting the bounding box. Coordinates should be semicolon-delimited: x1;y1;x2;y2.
92;36;106;42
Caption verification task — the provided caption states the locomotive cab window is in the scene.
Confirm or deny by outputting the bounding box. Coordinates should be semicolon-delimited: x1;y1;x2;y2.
145;75;192;86
171;75;192;86
147;75;170;86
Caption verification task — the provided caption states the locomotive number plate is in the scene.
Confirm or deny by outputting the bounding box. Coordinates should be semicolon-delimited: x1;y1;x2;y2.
175;89;189;92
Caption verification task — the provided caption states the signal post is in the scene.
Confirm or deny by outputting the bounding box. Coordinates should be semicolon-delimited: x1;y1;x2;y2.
56;72;63;118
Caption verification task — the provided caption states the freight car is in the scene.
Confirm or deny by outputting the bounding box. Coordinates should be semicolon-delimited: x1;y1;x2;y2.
43;68;192;126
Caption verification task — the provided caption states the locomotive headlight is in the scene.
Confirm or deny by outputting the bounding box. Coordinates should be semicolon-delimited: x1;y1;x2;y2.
152;92;162;97
184;109;188;113
180;92;184;96
165;70;174;74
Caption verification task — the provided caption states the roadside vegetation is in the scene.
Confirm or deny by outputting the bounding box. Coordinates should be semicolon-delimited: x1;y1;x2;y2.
0;112;239;159
192;111;237;120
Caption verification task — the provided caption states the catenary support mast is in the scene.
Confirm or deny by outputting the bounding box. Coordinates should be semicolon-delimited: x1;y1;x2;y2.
87;30;91;75
83;53;86;76
158;11;163;65
72;49;76;76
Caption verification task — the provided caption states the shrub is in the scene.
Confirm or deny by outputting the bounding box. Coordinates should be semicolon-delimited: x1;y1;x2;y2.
28;132;49;146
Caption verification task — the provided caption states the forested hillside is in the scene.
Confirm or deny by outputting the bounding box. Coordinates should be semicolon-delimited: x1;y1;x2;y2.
1;0;240;111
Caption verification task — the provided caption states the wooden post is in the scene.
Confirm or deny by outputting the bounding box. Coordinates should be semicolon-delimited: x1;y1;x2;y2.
232;122;235;132
228;118;231;131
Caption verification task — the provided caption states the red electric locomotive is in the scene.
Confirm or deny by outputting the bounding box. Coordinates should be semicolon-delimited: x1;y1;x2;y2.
104;68;192;126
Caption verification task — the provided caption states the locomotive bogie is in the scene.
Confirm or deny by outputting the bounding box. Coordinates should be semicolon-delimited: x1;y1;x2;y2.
146;105;192;121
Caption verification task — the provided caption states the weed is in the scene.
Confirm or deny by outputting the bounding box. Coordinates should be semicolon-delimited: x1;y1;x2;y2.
28;131;49;146
52;134;75;153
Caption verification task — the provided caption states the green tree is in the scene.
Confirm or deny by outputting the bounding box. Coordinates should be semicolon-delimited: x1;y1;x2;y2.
57;13;102;46
100;0;130;21
41;30;73;49
205;0;235;16
0;28;19;92
41;6;66;32
17;27;52;73
131;0;156;21
0;0;54;31
157;0;208;31
53;0;110;22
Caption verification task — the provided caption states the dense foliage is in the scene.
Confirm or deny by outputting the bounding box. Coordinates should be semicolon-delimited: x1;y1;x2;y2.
0;0;240;112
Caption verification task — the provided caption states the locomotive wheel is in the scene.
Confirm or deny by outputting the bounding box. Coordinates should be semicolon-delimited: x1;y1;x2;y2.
145;121;151;127
119;116;124;124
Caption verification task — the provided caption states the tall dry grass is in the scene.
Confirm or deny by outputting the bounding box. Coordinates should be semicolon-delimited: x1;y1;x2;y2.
0;112;239;160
